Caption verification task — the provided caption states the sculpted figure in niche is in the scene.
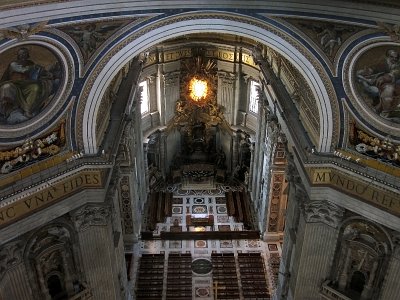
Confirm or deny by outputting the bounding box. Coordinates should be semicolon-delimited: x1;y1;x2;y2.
0;46;61;125
356;48;400;123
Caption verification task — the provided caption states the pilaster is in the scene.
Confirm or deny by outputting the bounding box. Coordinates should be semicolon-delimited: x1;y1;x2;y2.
0;241;33;300
292;200;344;300
72;204;119;300
380;236;400;299
217;71;236;124
274;162;306;300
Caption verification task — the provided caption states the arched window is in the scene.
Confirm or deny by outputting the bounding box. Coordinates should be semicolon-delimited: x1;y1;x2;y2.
140;80;149;115
249;80;259;114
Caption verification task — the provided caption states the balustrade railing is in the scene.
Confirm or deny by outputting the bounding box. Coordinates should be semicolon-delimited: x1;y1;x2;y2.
70;288;93;300
320;281;352;300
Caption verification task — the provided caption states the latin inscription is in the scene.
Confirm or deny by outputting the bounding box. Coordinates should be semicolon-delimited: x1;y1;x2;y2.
0;172;102;227
312;169;400;215
144;48;257;67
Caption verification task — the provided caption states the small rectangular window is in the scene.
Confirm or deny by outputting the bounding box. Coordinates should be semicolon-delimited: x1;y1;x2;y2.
139;80;149;115
249;80;259;114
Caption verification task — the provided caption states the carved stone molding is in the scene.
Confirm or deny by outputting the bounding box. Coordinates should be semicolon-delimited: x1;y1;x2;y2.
304;200;345;228
162;71;180;86
0;240;23;279
72;205;111;232
217;71;236;84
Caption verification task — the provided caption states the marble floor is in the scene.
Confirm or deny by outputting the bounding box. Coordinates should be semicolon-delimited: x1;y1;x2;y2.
133;184;282;300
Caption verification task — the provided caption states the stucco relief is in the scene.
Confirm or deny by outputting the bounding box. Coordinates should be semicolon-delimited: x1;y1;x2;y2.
0;45;62;125
58;20;132;62
283;19;361;59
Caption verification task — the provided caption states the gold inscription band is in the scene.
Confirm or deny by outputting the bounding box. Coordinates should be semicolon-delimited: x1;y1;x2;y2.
309;168;400;216
0;170;103;228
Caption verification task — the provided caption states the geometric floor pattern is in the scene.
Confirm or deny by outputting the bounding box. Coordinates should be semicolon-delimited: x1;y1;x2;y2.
134;185;282;300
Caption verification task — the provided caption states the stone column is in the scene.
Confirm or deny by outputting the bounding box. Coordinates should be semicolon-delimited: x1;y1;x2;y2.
233;47;242;126
72;204;119;300
338;247;352;290
231;132;239;173
257;105;277;234
143;142;150;193
247;142;255;190
380;240;400;299
361;260;378;299
0;241;33;300
274;177;306;300
251;100;264;199
291;200;344;300
36;261;51;300
217;71;236;125
163;71;180;122
159;132;167;178
60;248;74;294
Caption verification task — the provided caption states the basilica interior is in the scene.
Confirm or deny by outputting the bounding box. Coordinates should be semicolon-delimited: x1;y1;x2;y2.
0;1;400;300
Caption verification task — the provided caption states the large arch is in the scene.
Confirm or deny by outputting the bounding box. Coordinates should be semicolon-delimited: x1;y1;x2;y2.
81;13;334;154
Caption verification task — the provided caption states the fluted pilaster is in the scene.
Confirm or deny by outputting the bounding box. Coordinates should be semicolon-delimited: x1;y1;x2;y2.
291;200;343;299
0;261;33;300
380;241;400;299
292;220;339;299
72;204;119;300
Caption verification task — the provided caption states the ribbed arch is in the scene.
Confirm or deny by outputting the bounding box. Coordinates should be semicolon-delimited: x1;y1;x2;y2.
82;16;333;153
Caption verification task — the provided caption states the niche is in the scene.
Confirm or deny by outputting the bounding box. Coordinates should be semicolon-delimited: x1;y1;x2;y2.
330;219;392;299
349;271;366;294
47;274;67;300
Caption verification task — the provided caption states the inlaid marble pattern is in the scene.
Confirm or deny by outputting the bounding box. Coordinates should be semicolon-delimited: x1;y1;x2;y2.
172;206;183;214
192;205;208;214
216;205;227;214
137;189;281;299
